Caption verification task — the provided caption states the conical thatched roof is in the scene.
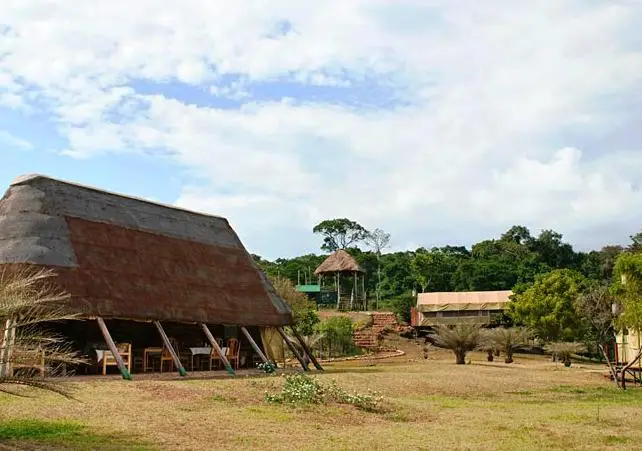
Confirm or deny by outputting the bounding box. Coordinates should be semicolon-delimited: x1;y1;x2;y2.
0;174;292;326
314;249;365;275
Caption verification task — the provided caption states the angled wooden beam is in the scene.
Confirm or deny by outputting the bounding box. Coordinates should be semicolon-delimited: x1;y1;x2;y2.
200;323;234;375
0;319;13;378
277;327;308;371
96;317;132;380
154;321;186;377
240;326;269;365
291;327;323;371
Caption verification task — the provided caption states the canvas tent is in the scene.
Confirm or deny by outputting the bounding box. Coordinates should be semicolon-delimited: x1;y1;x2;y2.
0;174;319;378
412;290;512;326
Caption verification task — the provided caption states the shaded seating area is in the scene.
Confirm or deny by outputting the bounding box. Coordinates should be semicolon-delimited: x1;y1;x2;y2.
45;319;290;377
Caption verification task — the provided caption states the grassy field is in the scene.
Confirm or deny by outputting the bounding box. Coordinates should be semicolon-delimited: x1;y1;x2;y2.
1;337;642;450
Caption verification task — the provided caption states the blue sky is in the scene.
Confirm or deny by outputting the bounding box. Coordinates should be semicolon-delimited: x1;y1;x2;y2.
2;1;642;259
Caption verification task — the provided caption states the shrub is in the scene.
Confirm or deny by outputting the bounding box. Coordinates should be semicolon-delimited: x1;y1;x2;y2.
316;317;357;358
265;373;324;405
544;342;588;367
353;315;373;331
482;327;533;364
257;361;277;374
269;275;320;335
428;324;482;364
265;373;384;412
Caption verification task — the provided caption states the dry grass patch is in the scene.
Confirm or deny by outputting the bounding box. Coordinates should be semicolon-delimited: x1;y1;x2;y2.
1;338;641;450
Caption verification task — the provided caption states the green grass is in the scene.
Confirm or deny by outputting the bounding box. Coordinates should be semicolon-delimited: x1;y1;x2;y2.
0;419;152;450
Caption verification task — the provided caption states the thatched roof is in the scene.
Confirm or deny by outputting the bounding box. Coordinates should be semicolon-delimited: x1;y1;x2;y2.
314;249;364;275
416;290;512;312
0;174;292;326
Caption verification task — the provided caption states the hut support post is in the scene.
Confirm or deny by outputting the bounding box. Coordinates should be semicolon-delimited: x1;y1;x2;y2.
96;317;132;380
291;327;323;371
240;326;269;365
200;323;234;375
0;318;14;378
336;272;341;309
153;321;186;377
277;327;309;371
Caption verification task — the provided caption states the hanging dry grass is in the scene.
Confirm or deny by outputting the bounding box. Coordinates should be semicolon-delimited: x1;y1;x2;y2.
0;267;86;397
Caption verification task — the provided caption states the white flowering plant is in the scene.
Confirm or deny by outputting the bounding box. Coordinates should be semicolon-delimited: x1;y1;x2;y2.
264;373;385;412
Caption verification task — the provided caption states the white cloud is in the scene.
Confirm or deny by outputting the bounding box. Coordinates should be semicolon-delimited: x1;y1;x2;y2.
1;0;642;256
0;130;33;150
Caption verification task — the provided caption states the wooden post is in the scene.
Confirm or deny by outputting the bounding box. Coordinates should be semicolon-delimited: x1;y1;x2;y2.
240;326;269;365
362;274;366;311
200;323;234;375
0;319;11;378
336;272;341;309
153;321;186;377
291;327;323;371
277;327;308;371
6;318;16;377
96;317;132;380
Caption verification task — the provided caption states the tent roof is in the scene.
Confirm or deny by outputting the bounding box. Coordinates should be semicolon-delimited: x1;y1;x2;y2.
314;249;365;275
416;290;512;312
0;174;292;326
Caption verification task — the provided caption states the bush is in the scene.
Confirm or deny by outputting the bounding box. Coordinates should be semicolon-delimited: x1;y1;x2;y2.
265;373;384;412
353;315;373;331
269;275;320;335
316;317;357;358
388;295;415;324
257;361;277;374
265;373;324;405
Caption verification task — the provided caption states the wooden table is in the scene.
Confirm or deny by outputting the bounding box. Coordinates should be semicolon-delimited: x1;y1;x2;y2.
143;347;163;372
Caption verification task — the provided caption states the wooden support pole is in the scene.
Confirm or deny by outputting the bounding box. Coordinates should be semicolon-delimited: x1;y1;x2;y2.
291;327;323;371
96;317;131;380
336;272;341;309
200;323;234;375
153;321;186;377
277;327;308;371
240;326;269;365
0;319;13;378
7;318;16;377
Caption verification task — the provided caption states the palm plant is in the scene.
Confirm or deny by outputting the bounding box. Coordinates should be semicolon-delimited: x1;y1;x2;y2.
544;342;587;367
483;327;533;364
285;331;325;363
0;267;85;397
428;324;482;364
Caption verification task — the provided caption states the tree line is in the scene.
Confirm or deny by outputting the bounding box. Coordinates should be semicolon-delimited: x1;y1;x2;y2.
254;219;633;312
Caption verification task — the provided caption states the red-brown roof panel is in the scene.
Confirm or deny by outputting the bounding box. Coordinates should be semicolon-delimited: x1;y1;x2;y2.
0;175;292;326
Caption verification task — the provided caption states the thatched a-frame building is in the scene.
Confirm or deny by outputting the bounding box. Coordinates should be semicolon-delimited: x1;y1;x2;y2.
0;174;319;378
314;249;366;310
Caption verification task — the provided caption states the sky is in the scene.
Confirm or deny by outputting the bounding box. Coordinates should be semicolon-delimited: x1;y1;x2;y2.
1;1;642;260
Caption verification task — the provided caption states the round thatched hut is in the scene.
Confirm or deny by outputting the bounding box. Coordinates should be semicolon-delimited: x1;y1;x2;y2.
314;249;366;310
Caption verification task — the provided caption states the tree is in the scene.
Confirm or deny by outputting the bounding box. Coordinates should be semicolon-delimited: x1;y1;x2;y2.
611;251;642;389
483;327;533;364
575;283;617;359
1;268;84;396
528;229;579;269
312;219;369;252
500;225;533;245
428;324;482;364
269;275;319;335
508;269;588;341
629;230;642;252
410;248;462;293
364;228;391;308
